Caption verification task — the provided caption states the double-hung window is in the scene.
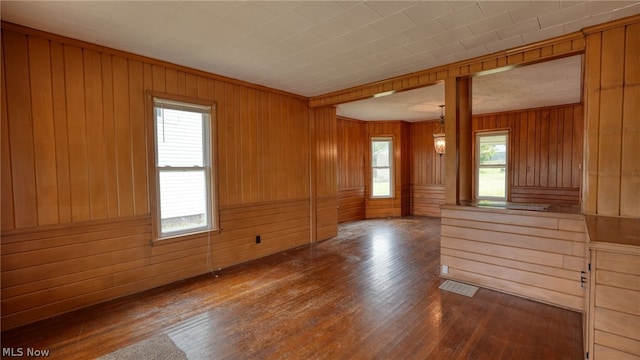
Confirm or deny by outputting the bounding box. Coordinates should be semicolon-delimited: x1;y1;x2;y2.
475;131;508;201
152;97;217;240
371;137;393;198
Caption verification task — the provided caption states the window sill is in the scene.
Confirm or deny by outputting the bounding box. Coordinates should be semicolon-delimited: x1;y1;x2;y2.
152;228;220;246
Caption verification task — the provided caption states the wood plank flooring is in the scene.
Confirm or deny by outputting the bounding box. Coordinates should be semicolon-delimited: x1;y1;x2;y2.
0;217;583;359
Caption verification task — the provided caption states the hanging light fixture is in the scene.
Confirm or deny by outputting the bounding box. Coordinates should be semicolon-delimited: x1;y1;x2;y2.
433;105;446;156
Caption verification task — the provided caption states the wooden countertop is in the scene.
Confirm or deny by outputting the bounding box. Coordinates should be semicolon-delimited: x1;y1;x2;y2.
585;215;640;253
444;201;583;219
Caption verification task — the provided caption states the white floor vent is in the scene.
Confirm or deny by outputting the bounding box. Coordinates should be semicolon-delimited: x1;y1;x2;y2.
438;280;479;297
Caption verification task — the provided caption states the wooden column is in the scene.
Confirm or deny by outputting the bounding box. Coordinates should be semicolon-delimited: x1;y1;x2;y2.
312;106;338;241
444;77;472;205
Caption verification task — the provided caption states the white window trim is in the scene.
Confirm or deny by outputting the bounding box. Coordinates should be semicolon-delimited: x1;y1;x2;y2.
149;93;219;242
370;136;394;199
475;130;509;201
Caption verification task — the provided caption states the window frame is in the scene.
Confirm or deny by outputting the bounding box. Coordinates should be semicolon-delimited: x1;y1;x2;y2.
147;91;219;243
370;136;394;199
474;130;509;201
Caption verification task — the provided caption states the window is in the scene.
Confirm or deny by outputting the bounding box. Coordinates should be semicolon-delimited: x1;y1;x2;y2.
152;97;217;239
371;137;393;198
475;131;508;201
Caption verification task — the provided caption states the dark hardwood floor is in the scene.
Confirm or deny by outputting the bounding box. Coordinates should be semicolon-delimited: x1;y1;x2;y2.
1;217;583;359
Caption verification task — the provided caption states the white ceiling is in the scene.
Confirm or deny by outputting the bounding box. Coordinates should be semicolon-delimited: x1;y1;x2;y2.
1;1;639;119
337;54;583;121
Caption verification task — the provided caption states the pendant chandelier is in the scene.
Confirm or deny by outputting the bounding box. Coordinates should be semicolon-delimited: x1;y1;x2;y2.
433;105;446;156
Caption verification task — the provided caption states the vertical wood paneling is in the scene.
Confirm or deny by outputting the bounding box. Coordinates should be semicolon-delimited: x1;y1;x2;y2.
474;104;583;204
620;23;640;216
571;105;583;189
1;25;312;330
410;121;445;186
112;56;134;216
3;31;38;228
51;42;72;224
101;53;119;218
584;21;640;217
128;60;148;215
584;33;602;215
539;109;550;187
165;68;178;94
152;65;165;92
314;107;337;240
64;45;92;222
1;52;15;229
401;122;411;216
83;49;108;220
549;108;559;188
337;117;365;223
28;37;58;225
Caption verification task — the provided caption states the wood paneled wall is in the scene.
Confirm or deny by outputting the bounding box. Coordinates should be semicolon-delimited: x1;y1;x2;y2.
313;107;338;241
1;24;311;330
337;117;365;223
584;20;640;217
410;121;446;216
441;205;588;311
364;121;411;218
589;249;640;359
474;104;583;204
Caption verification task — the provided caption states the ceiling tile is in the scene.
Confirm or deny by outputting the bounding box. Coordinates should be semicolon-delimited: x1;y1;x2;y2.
343;26;386;45
477;1;528;17
587;1;631;15
613;2;640;19
270;9;315;34
371;12;416;36
250;24;291;45
454;45;491;61
378;47;414;62
449;1;478;11
334;3;383;30
434;26;475;46
468;12;514;35
255;1;303;16
461;31;501;49
351;42;386;58
376;32;416;49
402;2;455;24
437;3;485;30
292;1;345;24
367;1;418;16
485;35;525;53
562;12;612;32
539;2;588;28
404;37;440;55
430;42;465;57
522;25;565;44
220;2;278;32
404;22;448;41
287;31;325;49
308;18;353;41
509;1;560;23
497;18;540;40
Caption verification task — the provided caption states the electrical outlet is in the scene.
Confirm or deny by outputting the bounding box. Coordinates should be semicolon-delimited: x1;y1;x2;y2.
441;265;449;274
256;235;261;244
